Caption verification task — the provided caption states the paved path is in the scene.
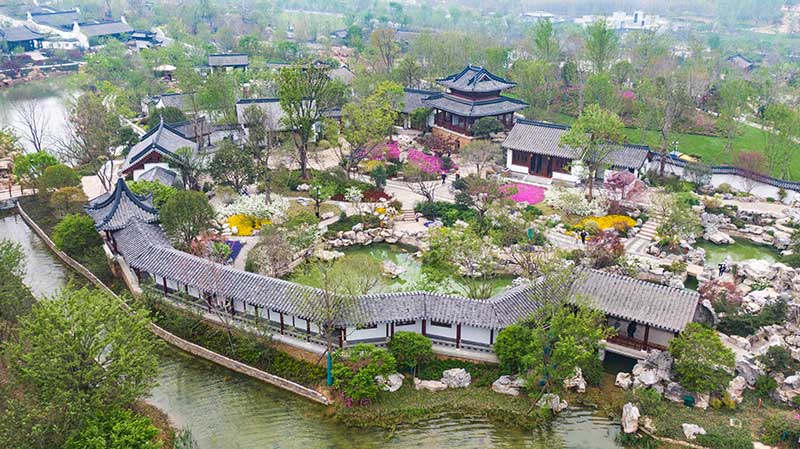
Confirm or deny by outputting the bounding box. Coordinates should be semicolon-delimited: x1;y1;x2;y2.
722;199;790;215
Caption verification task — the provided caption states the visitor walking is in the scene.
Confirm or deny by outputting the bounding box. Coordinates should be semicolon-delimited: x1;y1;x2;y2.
455;170;461;182
718;262;727;278
441;170;447;185
579;229;588;245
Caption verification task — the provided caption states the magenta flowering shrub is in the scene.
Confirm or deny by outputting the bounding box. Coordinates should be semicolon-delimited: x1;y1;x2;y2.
503;183;546;205
407;149;443;174
367;142;401;161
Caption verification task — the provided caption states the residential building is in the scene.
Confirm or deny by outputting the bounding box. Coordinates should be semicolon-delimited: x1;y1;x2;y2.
423;65;528;146
208;53;249;71
0;25;46;52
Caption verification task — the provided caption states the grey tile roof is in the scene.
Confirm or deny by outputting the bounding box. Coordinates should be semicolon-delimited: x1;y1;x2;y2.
122;121;198;173
235;98;287;131
137;166;177;186
110;214;698;333
209;53;249;67
423;93;528;117
79;20;133;37
402;88;438;114
1;25;45;42
30;10;79;29
502;120;649;170
437;65;516;93
329;66;355;85
152;92;193;110
572;270;700;333
84;179;159;231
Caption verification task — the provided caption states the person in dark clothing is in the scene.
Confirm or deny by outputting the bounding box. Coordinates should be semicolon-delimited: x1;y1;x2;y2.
627;321;638;339
455;171;461;181
579;229;588;244
441;171;447;185
718;262;727;277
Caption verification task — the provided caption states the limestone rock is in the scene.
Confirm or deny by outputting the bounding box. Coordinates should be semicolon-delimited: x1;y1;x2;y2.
682;423;706;440
321;211;336;220
536;393;567;413
314;249;344;261
441;368;471;388
738;259;775;281
621;403;640;434
706;230;735;245
297;183;310;191
615;372;633;390
727;376;747;404
664;382;692;404
492;375;525;396
382;260;406;278
351;223;364;232
413;377;447;392
563;367;586;393
376;373;404;392
640;416;656;433
736;356;765;386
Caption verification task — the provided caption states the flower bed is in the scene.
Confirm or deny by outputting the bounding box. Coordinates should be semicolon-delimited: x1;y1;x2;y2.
503;183;547;205
227;214;271;236
573;215;636;235
331;189;391;202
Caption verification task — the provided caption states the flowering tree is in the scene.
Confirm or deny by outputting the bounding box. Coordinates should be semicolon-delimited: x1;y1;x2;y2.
733;151;767;193
585;230;625;268
603;171;646;213
405;149;442;202
698;279;743;310
218;194;289;222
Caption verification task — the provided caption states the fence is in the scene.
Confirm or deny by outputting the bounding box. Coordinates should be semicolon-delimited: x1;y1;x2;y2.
15;203;331;406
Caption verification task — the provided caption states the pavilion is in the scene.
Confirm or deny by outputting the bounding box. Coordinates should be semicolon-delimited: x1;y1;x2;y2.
423;65;528;146
120;119;198;180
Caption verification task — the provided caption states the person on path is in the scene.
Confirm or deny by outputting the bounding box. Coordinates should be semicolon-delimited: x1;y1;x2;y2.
455;171;461;182
441;171;447;185
718;262;727;277
579;229;588;245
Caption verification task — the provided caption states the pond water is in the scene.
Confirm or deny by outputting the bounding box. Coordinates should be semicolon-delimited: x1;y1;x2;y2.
695;238;780;267
287;243;514;297
0;214;69;297
0;79;76;152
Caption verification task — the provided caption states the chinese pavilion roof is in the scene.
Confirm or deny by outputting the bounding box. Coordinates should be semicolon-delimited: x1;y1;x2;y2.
423;93;528;118
84;178;159;231
436;65;516;93
121;120;198;174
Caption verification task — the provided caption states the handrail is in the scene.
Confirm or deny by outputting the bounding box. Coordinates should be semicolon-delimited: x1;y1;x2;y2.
15;203;331;406
651;153;800;192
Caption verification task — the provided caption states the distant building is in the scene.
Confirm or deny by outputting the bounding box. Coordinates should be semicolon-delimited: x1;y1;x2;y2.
208;53;249;71
575;11;666;31
0;25;46;52
727;54;756;73
399;88;437;129
422;65;528;146
77;19;134;46
329;65;355;85
27;8;80;32
121;120;199;179
129;30;163;50
142;93;196;114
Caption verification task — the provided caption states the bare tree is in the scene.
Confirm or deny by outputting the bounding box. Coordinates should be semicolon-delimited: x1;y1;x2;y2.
459;141;503;178
242;104;281;202
404;164;439;202
12;100;49;152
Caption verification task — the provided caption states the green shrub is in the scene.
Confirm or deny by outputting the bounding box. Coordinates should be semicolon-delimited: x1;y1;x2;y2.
286;211;320;228
782;253;800;268
64;407;159;449
762;413;800;445
582;220;601;235
39;164;80;192
332;344;396;402
760;346;792;374
414;201;477;226
716;183;733;194
754;375;778;399
615;432;658;449
634;387;665;417
417;359;500;388
718;300;787;337
326;214;380;233
695;426;753;449
666;260;688;273
494;325;532;375
791;396;800;407
387;332;434;375
129;180;178;208
674;191;699;207
52;214;103;259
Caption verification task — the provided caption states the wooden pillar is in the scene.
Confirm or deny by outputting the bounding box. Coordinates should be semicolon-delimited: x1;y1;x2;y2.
306;321;311;341
162;277;168;295
643;325;650;351
456;324;462;349
490;328;494;345
134;269;141;282
421;319;427;336
385;323;390;338
338;330;344;349
228;298;234;316
390;322;395;337
279;313;285;334
266;309;271;322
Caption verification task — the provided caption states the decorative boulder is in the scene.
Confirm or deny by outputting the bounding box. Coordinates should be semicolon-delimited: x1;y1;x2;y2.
536;393;567;413
664;382;692;404
441;368;471;388
492;375;525;396
314;249;344;261
736;356;766;386
635;370;659;388
727;376;747;404
351;223;364;232
563;367;586;393
640;416;656;433
682;423;706;440
376;373;404;392
615;372;633;390
320;211;336;220
297;183;310;191
413;378;447;392
621;403;640;434
382;260;406;278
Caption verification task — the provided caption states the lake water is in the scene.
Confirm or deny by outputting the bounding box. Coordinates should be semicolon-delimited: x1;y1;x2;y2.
695;238;780;267
0;79;75;152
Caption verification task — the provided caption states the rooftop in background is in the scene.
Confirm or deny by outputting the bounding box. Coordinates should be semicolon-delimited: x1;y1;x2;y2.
137;166;178;187
208;53;249;67
423;92;528;118
0;25;46;42
437;65;516;93
122;120;199;174
78;20;133;38
502;120;650;170
84;178;159;231
402;88;439;114
27;8;80;30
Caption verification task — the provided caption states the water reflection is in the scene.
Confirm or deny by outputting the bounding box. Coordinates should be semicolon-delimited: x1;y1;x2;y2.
0;214;69;297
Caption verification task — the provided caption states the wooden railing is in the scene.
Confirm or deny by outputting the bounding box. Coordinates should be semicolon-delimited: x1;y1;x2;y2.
608;335;667;352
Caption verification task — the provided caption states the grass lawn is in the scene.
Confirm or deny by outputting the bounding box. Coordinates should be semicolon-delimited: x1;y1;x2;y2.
286;200;340;219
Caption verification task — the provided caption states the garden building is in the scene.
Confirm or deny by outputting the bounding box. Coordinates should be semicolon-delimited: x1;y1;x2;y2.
90;180;707;363
27;8;80;32
399;88;437;129
120;119;199;180
0;25;46;52
76;19;133;46
502;119;650;183
208;53;249;71
423;65;528;146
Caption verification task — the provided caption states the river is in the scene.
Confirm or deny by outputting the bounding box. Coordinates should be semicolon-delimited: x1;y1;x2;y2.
1;87;624;448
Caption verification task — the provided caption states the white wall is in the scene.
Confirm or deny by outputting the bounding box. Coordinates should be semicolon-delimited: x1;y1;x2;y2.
461;326;491;345
348;325;388;341
394;321;422;334
506;150;529;174
426;322;457;340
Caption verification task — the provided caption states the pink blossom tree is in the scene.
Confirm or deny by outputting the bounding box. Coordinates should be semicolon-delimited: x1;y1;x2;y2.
604;171;646;213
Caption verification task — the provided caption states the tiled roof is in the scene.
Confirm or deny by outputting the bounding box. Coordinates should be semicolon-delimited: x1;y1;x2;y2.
209;53;249;67
79;20;133;37
573;270;699;333
30;10;79;29
1;25;46;42
502;120;649;170
402;88;438;114
137;166;177;186
122;121;198;173
111;216;698;332
423;93;528;117
437;65;516;93
235;98;287;131
150;92;193;110
329;66;355;85
84;179;159;231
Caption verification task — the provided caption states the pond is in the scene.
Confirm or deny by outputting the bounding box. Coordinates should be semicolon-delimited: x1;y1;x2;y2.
0;78;76;152
695;238;780;267
0;214;69;297
287;243;514;297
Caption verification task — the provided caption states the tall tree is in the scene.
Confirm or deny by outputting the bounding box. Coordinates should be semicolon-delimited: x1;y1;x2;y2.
763;104;800;179
583;19;618;74
160;190;215;249
717;77;754;153
395;58;422;88
638;71;692;177
531;19;560;62
340;81;404;177
277;63;347;178
560;104;625;200
370;27;400;73
242;104;281;201
12;99;49;152
511;59;558;115
209;140;255;191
